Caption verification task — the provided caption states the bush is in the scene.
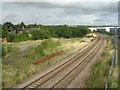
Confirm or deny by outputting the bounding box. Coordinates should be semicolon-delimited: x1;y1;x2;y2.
13;33;29;42
2;44;12;57
32;29;51;40
35;39;61;56
7;34;15;42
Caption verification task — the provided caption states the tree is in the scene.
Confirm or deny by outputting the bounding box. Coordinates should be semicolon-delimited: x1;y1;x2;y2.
32;29;51;40
19;22;25;29
0;25;2;38
2;22;14;29
2;27;8;38
57;25;72;38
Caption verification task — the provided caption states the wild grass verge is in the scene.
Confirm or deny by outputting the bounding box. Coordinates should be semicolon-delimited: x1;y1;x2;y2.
2;39;62;88
86;37;118;88
2;44;19;58
2;35;94;88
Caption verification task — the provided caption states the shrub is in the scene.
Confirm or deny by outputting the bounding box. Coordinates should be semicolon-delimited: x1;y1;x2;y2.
35;39;61;56
7;34;15;42
13;33;29;42
32;29;51;40
2;44;12;57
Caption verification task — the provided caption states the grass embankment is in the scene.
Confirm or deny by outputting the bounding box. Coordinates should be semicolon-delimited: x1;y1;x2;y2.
2;33;95;88
86;36;118;88
2;39;62;88
108;40;118;88
2;44;19;58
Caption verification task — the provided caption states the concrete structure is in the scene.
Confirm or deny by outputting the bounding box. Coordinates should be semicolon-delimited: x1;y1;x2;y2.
110;27;120;35
89;27;120;32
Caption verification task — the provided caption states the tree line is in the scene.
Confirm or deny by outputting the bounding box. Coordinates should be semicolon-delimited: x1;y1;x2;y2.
2;22;91;42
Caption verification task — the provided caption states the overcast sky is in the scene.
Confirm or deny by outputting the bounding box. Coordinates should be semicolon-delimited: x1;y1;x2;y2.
1;0;119;25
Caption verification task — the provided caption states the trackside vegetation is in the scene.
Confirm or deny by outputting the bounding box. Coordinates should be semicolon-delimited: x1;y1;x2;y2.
86;36;118;88
2;22;92;88
2;39;62;88
34;39;61;57
2;35;95;88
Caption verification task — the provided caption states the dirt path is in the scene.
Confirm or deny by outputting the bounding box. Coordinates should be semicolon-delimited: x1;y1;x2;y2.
3;41;42;65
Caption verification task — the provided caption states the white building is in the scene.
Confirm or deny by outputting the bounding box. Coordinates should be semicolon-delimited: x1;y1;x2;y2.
89;27;120;32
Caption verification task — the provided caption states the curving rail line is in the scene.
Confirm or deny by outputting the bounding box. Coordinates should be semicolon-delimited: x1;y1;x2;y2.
15;34;104;89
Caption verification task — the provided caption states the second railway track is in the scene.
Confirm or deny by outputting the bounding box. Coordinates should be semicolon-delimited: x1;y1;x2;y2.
16;34;104;89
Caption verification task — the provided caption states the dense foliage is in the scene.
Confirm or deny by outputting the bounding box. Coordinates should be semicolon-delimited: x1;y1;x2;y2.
32;29;51;40
46;25;90;38
14;33;29;42
2;22;90;42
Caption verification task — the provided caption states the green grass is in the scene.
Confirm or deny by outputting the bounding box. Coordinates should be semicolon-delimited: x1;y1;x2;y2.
86;37;118;88
2;44;19;58
2;39;62;88
108;42;118;88
2;35;94;88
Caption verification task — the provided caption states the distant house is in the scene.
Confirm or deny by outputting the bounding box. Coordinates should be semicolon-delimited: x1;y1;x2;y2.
8;27;31;34
8;27;15;34
16;29;23;34
23;28;33;33
16;28;31;34
26;30;30;33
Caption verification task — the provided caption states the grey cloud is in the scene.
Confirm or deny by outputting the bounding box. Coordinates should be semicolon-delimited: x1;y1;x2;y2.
2;14;18;22
94;19;110;22
2;2;118;25
63;2;118;15
5;2;61;9
9;2;118;14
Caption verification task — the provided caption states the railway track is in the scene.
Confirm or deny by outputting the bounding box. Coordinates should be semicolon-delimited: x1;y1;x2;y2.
16;34;104;89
